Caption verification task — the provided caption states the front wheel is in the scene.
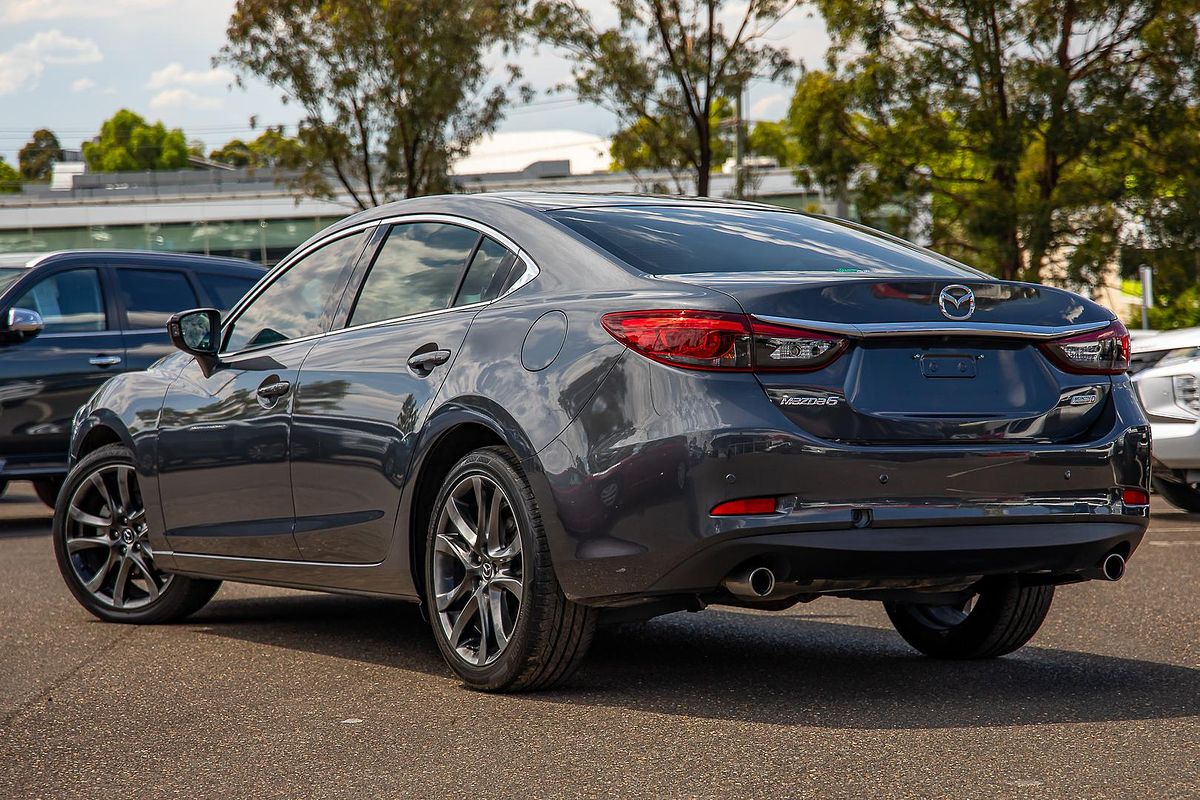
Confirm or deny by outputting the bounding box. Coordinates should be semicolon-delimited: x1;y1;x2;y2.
53;444;221;624
425;446;596;692
34;477;64;508
884;580;1054;659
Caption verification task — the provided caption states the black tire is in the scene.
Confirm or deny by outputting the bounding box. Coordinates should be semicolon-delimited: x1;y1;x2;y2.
33;476;64;508
1152;477;1200;512
884;579;1054;659
53;444;221;624
0;479;7;498
424;446;596;692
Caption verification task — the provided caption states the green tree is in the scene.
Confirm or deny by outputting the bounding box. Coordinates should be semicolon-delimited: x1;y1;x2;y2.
18;129;63;182
534;0;795;196
608;96;734;191
218;0;533;208
0;157;19;193
82;110;190;172
791;0;1200;282
210;127;306;170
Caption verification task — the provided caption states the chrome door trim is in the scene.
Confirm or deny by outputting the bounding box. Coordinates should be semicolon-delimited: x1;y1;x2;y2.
753;315;1113;341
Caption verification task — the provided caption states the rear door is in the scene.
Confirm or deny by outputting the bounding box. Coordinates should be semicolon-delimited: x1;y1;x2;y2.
157;230;369;559
112;266;203;371
0;266;124;474
289;222;519;562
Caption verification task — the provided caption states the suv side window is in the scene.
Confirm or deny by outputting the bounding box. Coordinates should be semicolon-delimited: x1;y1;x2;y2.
197;273;259;311
454;237;519;307
13;268;107;333
116;268;199;329
224;230;366;353
348;222;479;327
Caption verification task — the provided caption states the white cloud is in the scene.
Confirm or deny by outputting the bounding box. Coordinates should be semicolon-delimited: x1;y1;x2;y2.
0;30;103;95
146;62;234;90
70;77;96;93
149;87;224;111
0;0;171;23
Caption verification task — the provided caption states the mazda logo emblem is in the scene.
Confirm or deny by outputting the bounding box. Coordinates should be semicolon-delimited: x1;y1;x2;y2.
938;284;976;321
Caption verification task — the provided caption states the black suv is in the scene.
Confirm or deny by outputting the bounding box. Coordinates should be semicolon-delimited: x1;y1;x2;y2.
0;250;264;505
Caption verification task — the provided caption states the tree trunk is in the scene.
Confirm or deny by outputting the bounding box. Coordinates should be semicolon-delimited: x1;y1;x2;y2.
696;118;711;196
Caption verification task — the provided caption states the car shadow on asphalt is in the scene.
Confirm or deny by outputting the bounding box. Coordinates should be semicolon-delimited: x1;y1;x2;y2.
190;591;1200;729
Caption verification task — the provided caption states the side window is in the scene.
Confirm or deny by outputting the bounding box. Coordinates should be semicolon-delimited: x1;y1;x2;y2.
115;269;199;329
224;231;366;353
13;268;106;333
197;273;260;311
348;222;479;327
454;237;519;307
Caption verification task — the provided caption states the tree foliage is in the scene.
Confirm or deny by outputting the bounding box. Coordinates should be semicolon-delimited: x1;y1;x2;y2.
18;129;62;182
0;157;19;193
218;0;532;209
82;110;190;172
608;97;734;190
790;0;1200;282
534;0;795;196
210;127;307;170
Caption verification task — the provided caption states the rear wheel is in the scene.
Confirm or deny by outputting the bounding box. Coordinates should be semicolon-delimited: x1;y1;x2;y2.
884;579;1054;659
53;444;220;624
33;477;64;508
1152;477;1200;512
425;446;596;692
0;479;7;498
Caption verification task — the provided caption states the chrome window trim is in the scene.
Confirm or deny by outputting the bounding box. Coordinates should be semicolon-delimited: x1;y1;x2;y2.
753;315;1113;341
219;213;540;357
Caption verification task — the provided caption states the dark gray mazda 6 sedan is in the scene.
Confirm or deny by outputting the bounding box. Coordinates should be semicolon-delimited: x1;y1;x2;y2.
52;192;1151;691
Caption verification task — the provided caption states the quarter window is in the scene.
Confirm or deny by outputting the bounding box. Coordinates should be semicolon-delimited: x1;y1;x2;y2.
116;269;199;329
349;222;479;327
454;237;519;307
224;230;366;352
13;268;106;332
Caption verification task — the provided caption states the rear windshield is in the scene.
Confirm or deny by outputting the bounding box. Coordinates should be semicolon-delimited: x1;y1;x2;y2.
548;206;981;278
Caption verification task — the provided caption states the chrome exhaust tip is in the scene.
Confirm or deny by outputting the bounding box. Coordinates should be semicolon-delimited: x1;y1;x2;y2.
1101;552;1126;582
723;566;777;599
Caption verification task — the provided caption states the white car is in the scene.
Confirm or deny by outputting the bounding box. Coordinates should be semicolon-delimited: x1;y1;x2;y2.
1131;327;1200;510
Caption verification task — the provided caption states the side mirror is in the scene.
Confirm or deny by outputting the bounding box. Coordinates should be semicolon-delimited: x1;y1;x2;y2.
167;308;221;360
0;307;45;344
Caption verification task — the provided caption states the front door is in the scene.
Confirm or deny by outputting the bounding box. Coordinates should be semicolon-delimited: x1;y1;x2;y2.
156;228;369;559
0;267;123;477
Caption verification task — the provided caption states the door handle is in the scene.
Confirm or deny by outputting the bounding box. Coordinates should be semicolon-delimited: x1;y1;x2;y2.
407;349;451;372
256;380;291;399
89;355;122;367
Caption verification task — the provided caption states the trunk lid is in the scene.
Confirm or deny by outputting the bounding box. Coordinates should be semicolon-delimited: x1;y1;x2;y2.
665;275;1115;444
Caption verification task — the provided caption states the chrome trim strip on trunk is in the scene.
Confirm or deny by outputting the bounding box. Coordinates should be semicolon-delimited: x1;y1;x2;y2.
752;315;1112;340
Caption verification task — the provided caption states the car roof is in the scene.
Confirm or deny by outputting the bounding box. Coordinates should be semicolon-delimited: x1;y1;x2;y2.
12;250;264;276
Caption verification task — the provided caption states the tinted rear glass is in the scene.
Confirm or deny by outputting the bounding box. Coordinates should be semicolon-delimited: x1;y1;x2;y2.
116;269;199;329
198;273;259;311
548;206;980;277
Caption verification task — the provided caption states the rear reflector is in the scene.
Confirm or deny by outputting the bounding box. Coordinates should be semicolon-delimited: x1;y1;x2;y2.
710;497;778;516
601;310;848;372
1040;320;1131;375
1122;488;1150;506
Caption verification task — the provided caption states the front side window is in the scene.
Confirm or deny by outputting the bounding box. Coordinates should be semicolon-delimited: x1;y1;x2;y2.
14;268;106;333
349;222;479;327
224;231;366;353
454;237;519;307
116;269;199;329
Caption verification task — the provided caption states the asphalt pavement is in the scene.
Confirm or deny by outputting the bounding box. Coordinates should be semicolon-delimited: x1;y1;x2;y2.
0;482;1197;799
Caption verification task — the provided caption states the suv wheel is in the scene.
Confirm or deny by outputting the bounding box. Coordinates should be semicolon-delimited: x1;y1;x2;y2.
53;444;220;623
1152;477;1200;512
425;446;596;692
884;579;1054;659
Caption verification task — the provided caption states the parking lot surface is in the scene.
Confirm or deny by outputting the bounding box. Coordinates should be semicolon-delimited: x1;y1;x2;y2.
0;483;1196;799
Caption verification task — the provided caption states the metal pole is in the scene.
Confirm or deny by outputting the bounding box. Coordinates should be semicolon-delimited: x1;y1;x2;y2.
1140;264;1153;330
734;83;745;200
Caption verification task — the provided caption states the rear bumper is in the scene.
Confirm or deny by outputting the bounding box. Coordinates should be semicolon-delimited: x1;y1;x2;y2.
533;354;1152;604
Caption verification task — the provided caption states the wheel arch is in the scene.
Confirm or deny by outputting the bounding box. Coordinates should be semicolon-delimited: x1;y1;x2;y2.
405;399;541;597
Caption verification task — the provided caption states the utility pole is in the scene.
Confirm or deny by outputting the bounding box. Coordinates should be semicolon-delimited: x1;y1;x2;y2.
734;82;746;200
1140;264;1153;330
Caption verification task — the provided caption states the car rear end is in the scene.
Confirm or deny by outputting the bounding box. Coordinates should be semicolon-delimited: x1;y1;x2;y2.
537;205;1151;608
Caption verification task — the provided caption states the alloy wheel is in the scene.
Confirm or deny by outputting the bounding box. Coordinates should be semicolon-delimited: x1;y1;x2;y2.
432;473;524;667
62;464;173;610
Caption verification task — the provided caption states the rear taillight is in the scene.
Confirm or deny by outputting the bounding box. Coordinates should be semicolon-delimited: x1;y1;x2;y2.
600;310;848;372
1040;320;1130;375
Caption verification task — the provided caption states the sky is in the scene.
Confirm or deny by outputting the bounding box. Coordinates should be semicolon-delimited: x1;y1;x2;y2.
0;0;830;174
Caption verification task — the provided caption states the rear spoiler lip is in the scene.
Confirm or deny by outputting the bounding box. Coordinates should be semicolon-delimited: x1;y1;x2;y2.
753;315;1112;341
